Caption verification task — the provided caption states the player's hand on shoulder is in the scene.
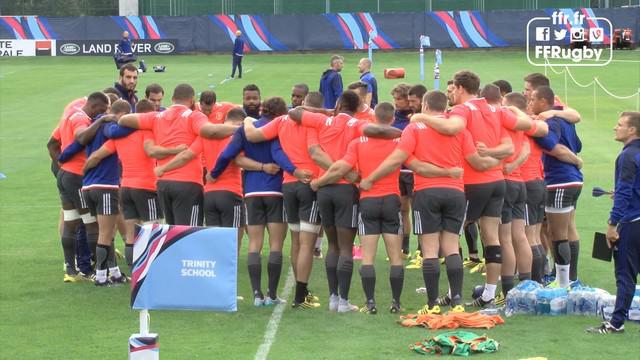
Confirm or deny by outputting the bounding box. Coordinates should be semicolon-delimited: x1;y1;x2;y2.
205;173;217;184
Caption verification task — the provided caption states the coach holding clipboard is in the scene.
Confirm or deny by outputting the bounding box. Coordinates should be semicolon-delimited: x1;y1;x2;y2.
587;111;640;334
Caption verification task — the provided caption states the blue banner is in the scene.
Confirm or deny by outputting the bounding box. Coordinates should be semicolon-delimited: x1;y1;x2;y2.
0;8;637;52
131;224;238;311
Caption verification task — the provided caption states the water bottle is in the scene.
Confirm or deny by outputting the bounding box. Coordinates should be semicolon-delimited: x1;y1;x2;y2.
479;308;500;316
582;291;597;315
536;289;551;315
631;296;640;310
524;291;537;315
506;288;519;315
602;305;614;321
550;296;567;316
566;291;577;315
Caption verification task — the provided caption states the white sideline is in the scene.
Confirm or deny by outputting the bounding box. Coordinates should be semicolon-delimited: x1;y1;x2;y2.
254;267;295;360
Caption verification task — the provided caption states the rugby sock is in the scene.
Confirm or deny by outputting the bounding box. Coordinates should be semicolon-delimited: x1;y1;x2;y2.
402;235;410;254
501;276;515;297
96;244;109;282
422;258;440;307
481;283;497;302
109;266;122;279
125;244;134;269
75;224;92;274
389;265;404;304
465;222;479;259
337;256;354;300
531;245;543;283
569;241;579;281
518;272;532;281
325;252;339;296
267;251;283;299
294;281;308;304
107;242;117;268
359;265;376;301
61;228;77;275
247;252;263;299
445;254;463;303
553;240;571;288
86;230;98;259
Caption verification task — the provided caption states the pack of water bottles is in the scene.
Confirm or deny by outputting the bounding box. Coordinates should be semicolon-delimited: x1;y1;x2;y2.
600;285;640;322
505;281;640;320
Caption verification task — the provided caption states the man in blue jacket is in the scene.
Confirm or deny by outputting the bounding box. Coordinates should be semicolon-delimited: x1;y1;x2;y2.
319;55;344;109
231;30;244;79
587;111;640;334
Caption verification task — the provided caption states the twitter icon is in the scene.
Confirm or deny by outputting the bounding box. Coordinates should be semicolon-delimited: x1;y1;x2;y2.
554;29;567;41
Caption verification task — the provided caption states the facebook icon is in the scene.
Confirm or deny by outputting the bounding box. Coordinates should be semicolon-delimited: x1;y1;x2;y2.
536;27;550;41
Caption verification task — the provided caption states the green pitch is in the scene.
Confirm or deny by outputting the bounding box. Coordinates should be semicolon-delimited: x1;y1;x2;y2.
0;50;638;359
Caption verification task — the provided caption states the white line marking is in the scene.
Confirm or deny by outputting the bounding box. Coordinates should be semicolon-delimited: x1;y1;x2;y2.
254;267;295;360
220;78;233;85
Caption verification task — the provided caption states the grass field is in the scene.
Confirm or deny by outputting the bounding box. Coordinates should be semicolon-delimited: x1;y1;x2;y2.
1;49;639;359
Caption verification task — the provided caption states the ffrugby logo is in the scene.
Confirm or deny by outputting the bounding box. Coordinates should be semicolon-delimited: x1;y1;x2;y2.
527;10;612;67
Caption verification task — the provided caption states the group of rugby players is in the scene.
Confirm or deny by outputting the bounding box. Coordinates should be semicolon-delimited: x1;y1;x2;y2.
47;59;585;315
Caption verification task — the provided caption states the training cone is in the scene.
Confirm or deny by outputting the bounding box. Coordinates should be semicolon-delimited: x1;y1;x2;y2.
384;68;405;79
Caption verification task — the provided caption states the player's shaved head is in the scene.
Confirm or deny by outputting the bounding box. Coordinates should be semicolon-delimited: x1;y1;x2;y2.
304;91;324;108
135;99;155;113
374;102;394;125
85;92;110;118
226;107;247;123
172;84;195;101
480;84;502;104
337;90;360;114
453;70;481;95
423;91;448;113
261;97;288;119
87;91;109;106
503;92;528;111
110;99;132;115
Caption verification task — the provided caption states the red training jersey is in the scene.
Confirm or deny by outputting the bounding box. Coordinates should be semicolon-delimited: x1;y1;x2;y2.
190;136;242;196
260;115;319;183
301;111;368;184
449;98;514;185
137;104;208;185
342;136;400;199
58;109;92;175
103;130;157;191
398;120;476;192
